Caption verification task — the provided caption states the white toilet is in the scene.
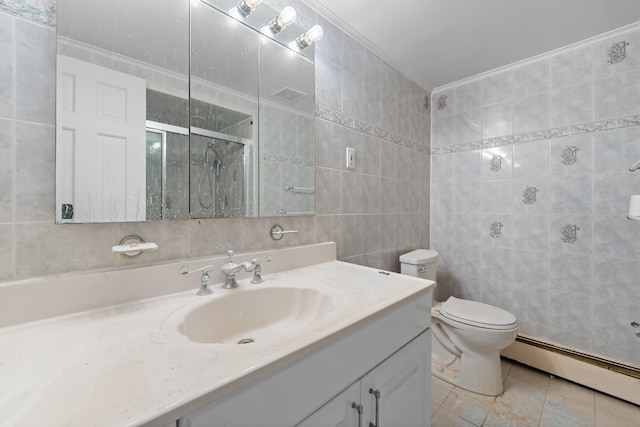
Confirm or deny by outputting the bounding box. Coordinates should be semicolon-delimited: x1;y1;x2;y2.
400;249;518;396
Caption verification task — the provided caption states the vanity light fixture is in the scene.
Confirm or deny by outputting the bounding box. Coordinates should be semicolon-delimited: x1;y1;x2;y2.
236;0;263;17
295;24;324;49
268;6;297;33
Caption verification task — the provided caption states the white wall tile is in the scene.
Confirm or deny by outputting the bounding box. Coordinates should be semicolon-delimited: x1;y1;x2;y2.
514;60;549;98
454;108;482;143
550;82;593;128
550;175;593;214
549;134;594;177
15;18;55;124
454;80;482;112
594;69;640;120
453;149;482;182
0;13;13;119
0;118;12;222
513;140;549;178
482;70;514;106
482;146;513;180
550;45;594;93
594;127;640;174
513;93;549;134
482;101;513;138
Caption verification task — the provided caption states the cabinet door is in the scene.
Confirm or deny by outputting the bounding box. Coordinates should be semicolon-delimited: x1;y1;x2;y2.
296;382;361;427
361;330;431;427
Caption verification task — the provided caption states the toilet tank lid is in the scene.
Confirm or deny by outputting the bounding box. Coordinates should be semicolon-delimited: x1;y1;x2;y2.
399;249;439;265
441;297;517;327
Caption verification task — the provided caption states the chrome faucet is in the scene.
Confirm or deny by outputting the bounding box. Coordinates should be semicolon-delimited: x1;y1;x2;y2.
250;258;263;284
221;250;254;289
179;264;214;296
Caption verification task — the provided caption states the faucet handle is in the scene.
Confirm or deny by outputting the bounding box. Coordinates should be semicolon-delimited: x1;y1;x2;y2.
250;256;271;284
227;250;235;262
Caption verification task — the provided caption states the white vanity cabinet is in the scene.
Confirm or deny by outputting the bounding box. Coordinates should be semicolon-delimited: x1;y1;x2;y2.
297;330;431;427
178;289;432;427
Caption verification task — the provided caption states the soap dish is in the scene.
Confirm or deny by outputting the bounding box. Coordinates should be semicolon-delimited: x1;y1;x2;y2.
112;235;158;257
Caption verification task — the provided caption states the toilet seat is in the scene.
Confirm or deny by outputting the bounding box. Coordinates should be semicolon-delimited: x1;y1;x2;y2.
440;297;517;330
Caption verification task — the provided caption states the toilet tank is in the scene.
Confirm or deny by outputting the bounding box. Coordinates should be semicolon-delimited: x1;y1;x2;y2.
400;249;438;281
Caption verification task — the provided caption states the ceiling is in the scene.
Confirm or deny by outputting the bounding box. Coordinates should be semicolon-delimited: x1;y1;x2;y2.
304;0;640;91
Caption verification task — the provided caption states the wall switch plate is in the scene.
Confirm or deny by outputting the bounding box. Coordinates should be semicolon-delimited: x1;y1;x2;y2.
346;147;355;169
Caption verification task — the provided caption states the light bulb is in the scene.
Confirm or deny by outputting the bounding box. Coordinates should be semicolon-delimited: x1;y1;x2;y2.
296;25;324;49
269;6;297;33
236;0;264;17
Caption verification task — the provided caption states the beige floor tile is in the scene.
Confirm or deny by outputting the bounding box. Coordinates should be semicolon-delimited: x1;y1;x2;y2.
489;377;545;426
547;377;595;408
501;358;513;382
507;363;552;390
431;360;639;427
543;396;595;426
595;391;640;424
431;399;441;416
484;408;539;427
441;388;492;426
431;375;454;408
539;409;591;427
543;377;596;426
455;385;498;406
595;409;640;427
431;406;477;427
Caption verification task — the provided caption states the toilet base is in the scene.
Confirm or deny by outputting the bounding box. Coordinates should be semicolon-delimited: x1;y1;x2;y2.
431;332;507;396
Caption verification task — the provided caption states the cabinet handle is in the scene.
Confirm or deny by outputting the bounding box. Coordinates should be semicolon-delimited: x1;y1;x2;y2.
369;388;381;427
351;402;363;427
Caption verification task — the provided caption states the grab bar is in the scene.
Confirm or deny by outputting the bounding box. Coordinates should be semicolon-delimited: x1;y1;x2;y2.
284;184;314;193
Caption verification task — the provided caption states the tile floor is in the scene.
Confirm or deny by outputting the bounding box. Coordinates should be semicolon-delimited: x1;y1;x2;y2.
431;358;640;427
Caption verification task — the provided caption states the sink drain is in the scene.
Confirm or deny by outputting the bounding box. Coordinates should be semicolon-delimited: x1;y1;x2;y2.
237;338;255;344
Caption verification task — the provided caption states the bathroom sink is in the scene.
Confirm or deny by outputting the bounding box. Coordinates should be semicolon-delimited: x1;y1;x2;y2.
180;287;335;344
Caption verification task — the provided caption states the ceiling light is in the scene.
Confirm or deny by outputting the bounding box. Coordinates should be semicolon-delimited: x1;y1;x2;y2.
295;25;324;49
236;0;263;17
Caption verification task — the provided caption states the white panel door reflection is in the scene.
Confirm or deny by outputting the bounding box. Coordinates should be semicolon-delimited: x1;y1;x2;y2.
56;55;146;223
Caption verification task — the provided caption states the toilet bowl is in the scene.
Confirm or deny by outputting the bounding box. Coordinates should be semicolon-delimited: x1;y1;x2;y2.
399;250;519;396
431;297;518;396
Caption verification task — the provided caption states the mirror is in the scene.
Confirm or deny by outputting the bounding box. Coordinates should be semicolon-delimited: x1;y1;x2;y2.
55;0;190;223
258;37;315;216
55;0;316;223
190;4;259;218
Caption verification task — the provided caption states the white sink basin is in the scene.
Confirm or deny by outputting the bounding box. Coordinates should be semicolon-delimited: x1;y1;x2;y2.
180;287;335;344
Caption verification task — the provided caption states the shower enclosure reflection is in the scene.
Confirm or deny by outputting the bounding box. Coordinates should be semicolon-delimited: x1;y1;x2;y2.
191;137;247;218
190;3;259;218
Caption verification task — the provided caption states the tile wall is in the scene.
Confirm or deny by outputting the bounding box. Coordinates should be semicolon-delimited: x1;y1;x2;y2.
431;28;640;367
313;11;431;268
0;1;430;282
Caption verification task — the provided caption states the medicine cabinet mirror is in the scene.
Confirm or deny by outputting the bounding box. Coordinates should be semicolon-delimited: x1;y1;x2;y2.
55;0;315;223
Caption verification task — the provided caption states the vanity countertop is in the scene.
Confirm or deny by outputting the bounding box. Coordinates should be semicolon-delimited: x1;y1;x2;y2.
0;260;434;426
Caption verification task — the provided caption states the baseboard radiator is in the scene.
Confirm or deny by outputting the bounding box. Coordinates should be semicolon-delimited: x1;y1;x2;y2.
501;336;640;406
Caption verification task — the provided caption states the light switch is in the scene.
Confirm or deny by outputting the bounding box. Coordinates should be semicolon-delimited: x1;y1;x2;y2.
346;147;355;169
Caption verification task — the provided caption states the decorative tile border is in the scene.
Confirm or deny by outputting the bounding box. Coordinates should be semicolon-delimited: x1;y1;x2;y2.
263;153;313;167
314;102;426;154
0;0;56;26
431;114;640;155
